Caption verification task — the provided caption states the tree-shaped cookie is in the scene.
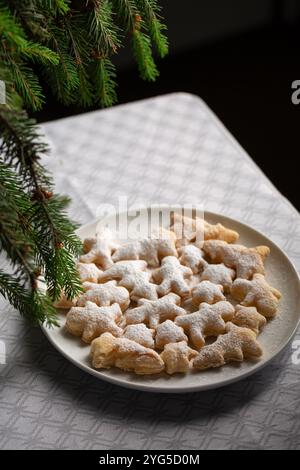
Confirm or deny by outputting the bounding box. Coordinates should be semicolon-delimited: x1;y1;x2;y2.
76;280;130;311
231;273;281;317
125;293;186;329
193;322;263;370
203;240;270;279
98;260;158;301
152;256;192;297
178;244;206;274
90;332;165;375
200;262;235;293
191;281;225;307
176;301;234;349
80;228;119;269
112;228;177;267
232;305;266;335
65;301;123;343
155;320;188;349
160;341;198;374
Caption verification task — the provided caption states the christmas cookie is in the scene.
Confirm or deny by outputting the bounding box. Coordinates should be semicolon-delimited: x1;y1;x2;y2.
90;332;164;375
200;262;235;293
76;280;130;311
112;229;177;267
231;273;281;318
153;256;193;298
155;320;188;349
175;301;235;349
172;213;239;244
80;228;119;269
125;293;186;329
232;305;266;335
65;301;123;343
123;324;155;349
191;281;225;307
178;244;206;274
76;262;103;283
160;341;198;374
98;260;158;301
203;240;270;279
193;322;263;370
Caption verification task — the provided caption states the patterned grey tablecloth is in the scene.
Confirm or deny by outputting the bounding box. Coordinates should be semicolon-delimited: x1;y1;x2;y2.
1;93;300;450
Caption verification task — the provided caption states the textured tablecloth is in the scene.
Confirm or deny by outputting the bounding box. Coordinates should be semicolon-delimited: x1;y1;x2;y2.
1;93;300;450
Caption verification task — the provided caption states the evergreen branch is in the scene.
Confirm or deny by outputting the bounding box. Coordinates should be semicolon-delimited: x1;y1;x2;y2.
20;41;60;65
88;0;121;55
132;28;159;81
112;0;138;31
40;0;70;15
0;5;26;46
8;58;45;111
136;0;168;57
94;57;117;107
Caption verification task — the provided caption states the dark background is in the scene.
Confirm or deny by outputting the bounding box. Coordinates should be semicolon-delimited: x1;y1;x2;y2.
35;0;300;211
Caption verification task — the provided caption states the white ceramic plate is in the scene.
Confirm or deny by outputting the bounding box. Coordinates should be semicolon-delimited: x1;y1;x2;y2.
41;208;300;393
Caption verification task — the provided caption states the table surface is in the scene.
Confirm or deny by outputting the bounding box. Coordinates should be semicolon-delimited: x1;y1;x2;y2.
1;93;300;450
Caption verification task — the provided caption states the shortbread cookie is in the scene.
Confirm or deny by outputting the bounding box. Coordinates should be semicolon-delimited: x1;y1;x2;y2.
76;280;130;311
191;281;225;307
160;341;198;374
65;301;123;343
80;228;119;269
90;332;164;375
153;256;193;298
231;273;281;318
178;244;206;274
76;262;103;283
200;263;235;293
112;229;177;267
125;293;186;329
232;305;266;335
123;324;155;349
193;322;263;370
155;320;188;349
98;260;158;301
172;213;239;244
203;240;270;279
176;301;234;349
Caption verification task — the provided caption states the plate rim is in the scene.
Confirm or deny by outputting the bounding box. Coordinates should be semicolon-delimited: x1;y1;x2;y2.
41;207;300;393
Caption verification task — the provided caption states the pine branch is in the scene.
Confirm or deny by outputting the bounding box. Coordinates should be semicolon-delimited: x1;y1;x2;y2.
0;271;58;326
88;0;121;55
0;0;168;327
40;0;70;15
0;107;83;305
20;41;59;65
8;58;45;111
94;58;117;107
132;27;159;81
112;0;138;32
136;0;168;57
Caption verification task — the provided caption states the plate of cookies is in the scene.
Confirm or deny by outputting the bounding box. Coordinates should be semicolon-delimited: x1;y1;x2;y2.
42;206;300;393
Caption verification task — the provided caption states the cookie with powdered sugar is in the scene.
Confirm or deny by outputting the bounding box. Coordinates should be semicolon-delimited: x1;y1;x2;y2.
176;301;235;349
90;332;164;375
152;256;192;298
76;280;130;311
193;322;263;370
160;341;197;375
65;301;123;343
